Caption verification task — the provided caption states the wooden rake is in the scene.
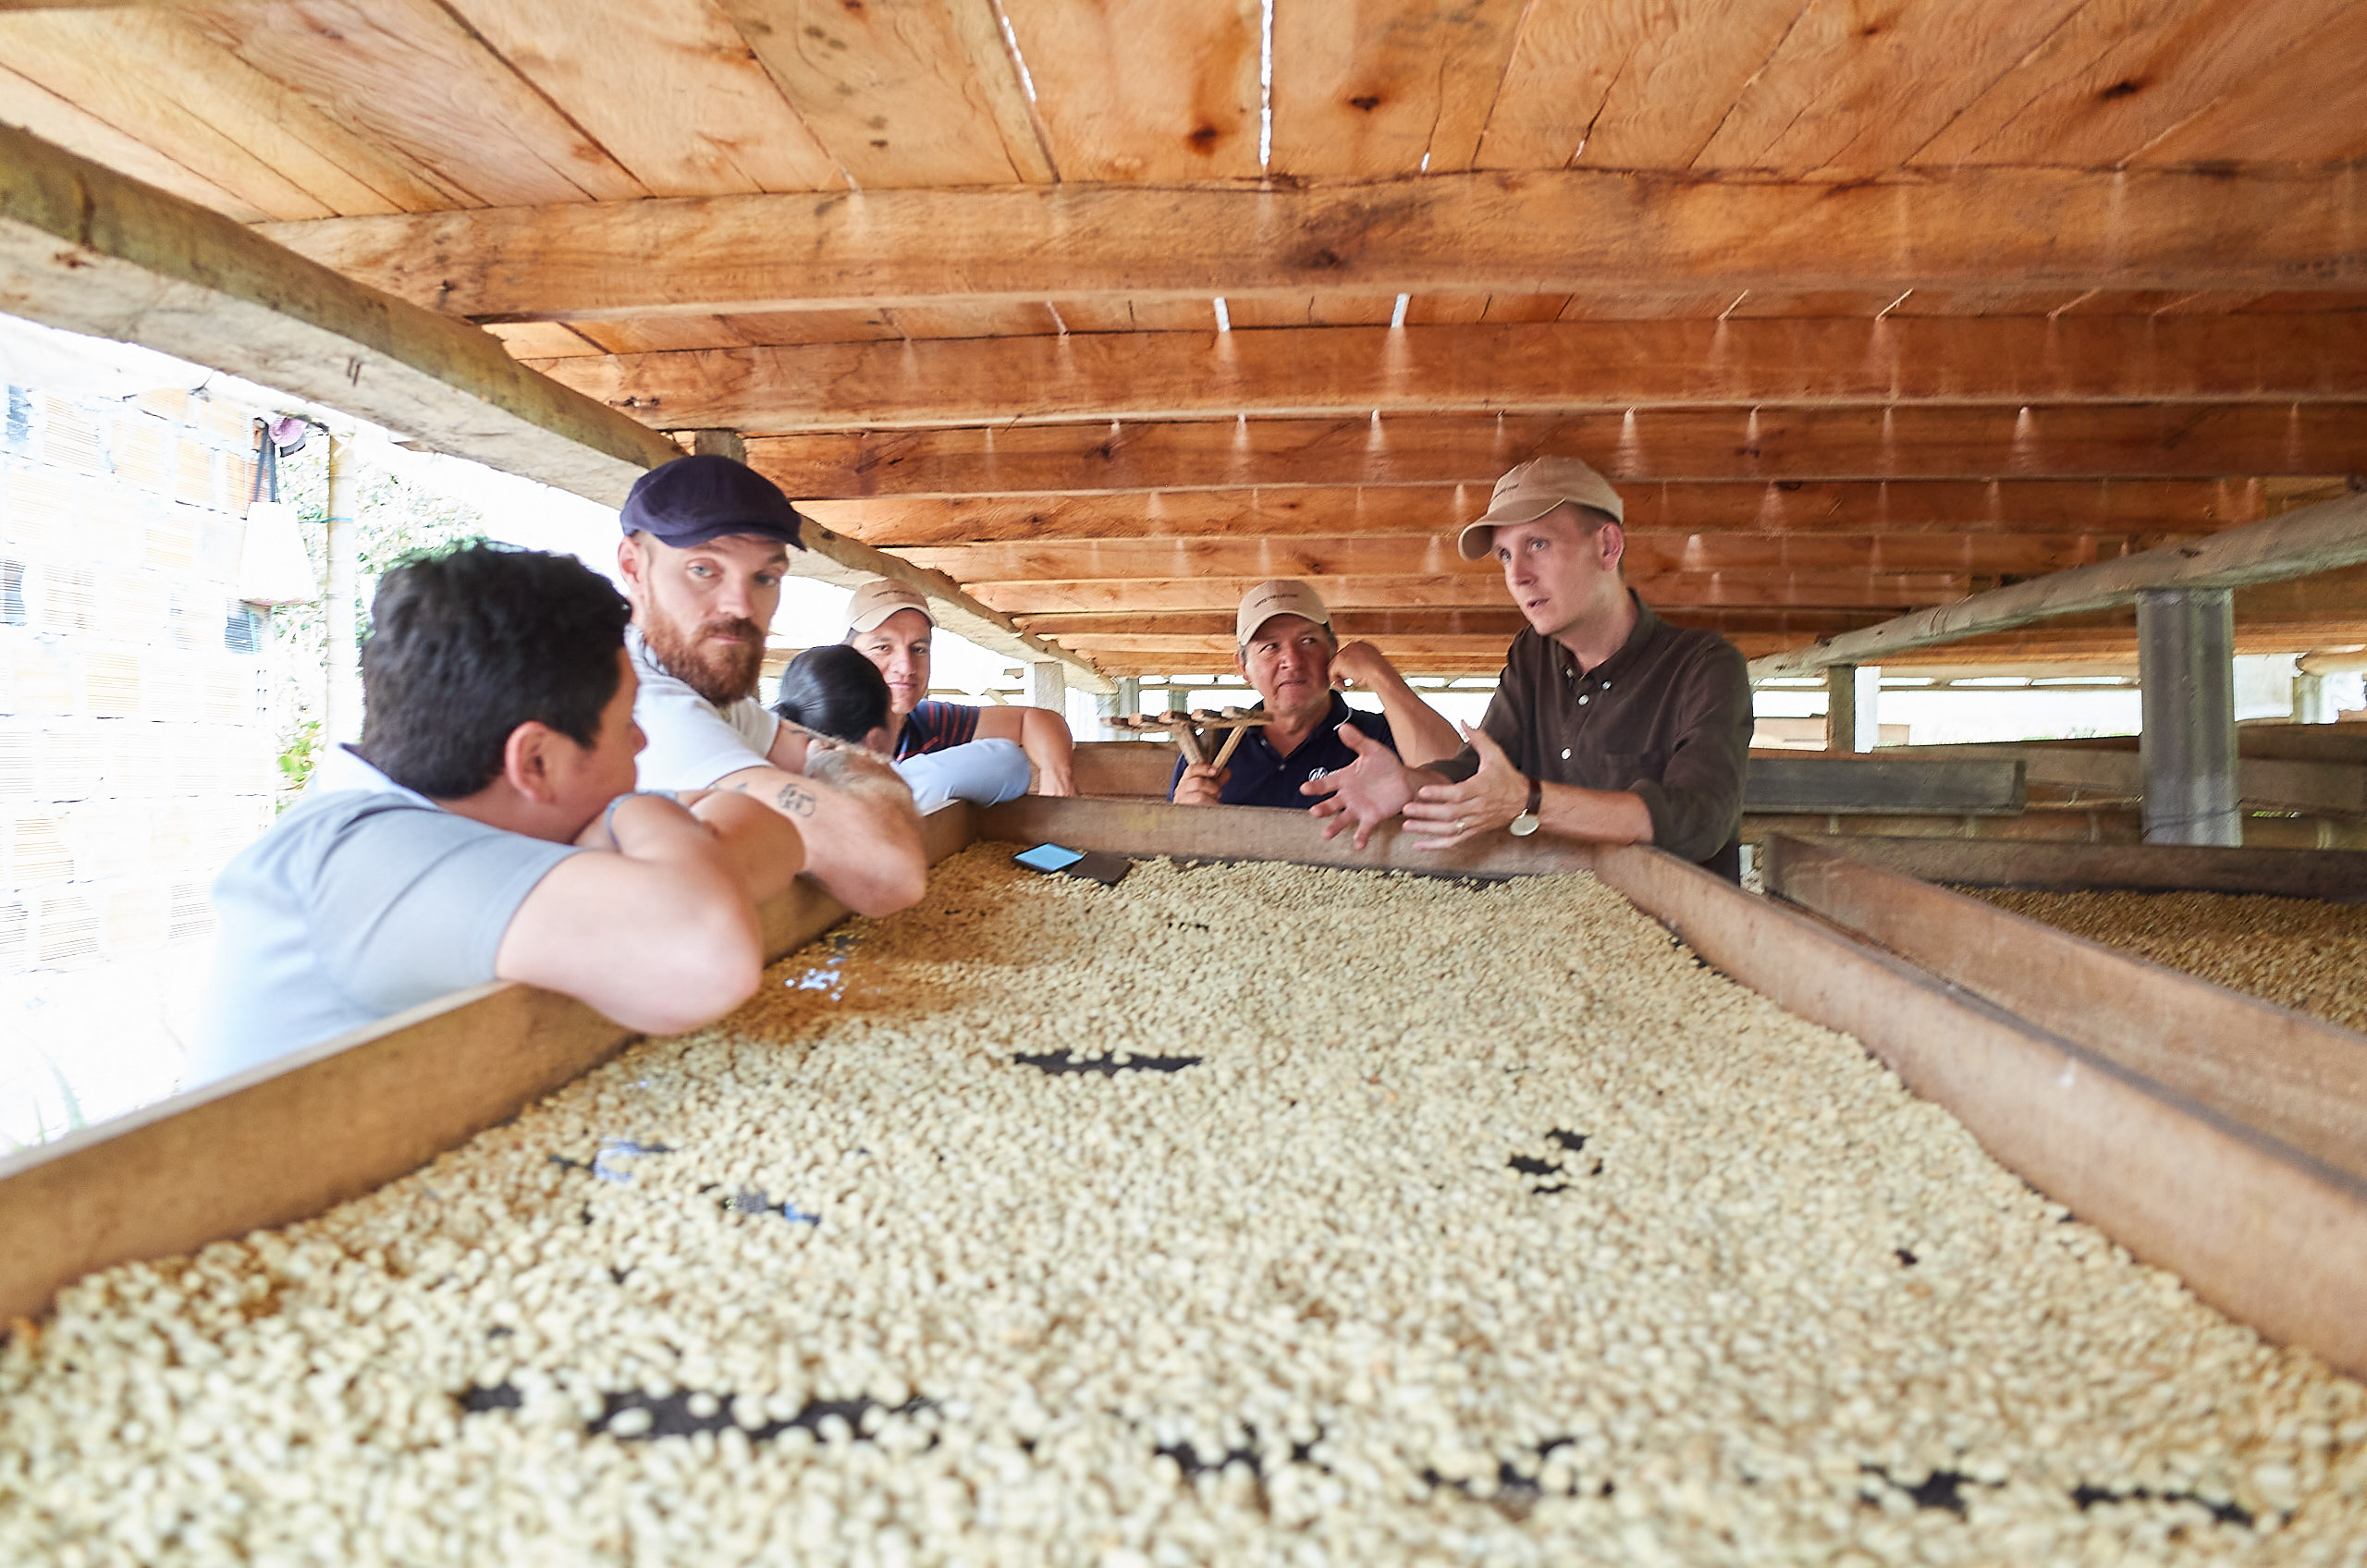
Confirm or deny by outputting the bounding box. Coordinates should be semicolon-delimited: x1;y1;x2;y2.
1108;707;1272;772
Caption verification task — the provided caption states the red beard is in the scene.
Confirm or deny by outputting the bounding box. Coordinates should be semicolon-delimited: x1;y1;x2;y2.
643;611;766;706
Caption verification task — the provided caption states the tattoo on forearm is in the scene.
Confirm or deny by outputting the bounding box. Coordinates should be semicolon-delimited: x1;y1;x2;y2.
775;783;817;818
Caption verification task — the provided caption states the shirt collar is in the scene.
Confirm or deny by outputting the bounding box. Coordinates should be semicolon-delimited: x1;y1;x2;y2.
1252;692;1355;764
309;742;431;805
1565;591;1662;682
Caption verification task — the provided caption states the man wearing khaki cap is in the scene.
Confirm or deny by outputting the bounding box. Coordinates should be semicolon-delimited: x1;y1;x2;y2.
1305;457;1753;878
843;579;1077;795
1171;580;1460;808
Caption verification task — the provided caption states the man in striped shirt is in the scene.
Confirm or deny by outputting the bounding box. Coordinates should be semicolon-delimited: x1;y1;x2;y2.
844;580;1077;795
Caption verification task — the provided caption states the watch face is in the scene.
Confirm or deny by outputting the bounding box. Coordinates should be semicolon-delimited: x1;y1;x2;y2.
1509;815;1540;837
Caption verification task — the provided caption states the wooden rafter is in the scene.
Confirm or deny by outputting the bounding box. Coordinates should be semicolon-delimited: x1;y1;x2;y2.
973;571;1986;616
524;316;2367;432
800;481;2291;547
746;408;2367;498
0;119;676;498
256;166;2367;321
900;533;2182;586
1017;607;1869;640
0;120;1106;690
1748;491;2367;677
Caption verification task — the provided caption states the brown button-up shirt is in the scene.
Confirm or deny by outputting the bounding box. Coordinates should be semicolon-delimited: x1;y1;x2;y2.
1434;594;1754;878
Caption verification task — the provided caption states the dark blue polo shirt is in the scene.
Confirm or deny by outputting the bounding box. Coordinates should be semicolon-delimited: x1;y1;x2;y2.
1167;694;1397;809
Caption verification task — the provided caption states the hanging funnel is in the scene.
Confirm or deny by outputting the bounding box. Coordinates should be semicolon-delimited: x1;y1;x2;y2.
237;498;316;606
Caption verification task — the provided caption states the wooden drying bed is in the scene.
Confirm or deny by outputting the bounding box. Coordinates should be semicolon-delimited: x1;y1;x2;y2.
1070;741;2028;815
1761;834;2367;902
3;801;2364;1388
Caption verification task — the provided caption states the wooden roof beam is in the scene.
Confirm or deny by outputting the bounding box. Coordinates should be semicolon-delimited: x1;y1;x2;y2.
1019;607;1878;640
900;533;2191;585
0;121;1104;692
529;317;2367;433
0;118;680;500
801;482;2292;547
747;409;2367;497
974;571;1983;615
1748;491;2367;678
258;167;2367;321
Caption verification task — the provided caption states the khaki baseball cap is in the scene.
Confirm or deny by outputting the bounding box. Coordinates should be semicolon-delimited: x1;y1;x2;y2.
847;579;935;634
1235;579;1331;646
1454;456;1625;560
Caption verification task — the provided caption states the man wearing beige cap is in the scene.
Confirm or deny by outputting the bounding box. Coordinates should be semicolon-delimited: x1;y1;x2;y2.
1305;456;1753;878
1171;580;1460;808
843;579;1077;795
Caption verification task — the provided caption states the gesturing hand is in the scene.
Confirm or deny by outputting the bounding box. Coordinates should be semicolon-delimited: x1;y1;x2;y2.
1328;639;1392;692
1403;724;1529;850
1301;721;1419;849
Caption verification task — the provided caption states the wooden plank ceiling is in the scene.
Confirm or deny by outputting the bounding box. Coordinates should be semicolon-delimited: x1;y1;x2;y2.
3;0;2363;678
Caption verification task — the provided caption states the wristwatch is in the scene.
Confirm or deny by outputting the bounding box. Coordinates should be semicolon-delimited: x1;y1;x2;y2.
1508;775;1543;837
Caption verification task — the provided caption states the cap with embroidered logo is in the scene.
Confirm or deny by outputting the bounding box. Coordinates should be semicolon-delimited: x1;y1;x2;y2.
1234;580;1333;648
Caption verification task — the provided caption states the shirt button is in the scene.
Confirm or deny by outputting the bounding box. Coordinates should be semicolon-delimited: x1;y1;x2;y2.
1561;747;1572;760
1578;694;1589;705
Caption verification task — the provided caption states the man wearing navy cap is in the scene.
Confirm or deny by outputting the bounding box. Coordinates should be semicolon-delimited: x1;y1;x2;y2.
616;455;926;916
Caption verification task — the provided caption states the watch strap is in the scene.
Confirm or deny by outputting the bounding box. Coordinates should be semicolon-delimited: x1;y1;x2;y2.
1524;775;1543;816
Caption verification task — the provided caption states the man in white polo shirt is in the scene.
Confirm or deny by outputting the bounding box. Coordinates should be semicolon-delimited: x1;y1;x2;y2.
616;456;927;916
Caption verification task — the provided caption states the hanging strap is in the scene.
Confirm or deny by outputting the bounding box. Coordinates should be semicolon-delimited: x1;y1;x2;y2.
248;425;279;508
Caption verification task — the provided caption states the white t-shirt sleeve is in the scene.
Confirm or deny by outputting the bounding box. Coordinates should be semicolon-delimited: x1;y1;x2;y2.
629;639;782;790
308;802;579;1015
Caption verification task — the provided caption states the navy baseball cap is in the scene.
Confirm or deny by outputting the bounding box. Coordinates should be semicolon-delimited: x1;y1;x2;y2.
619;455;807;551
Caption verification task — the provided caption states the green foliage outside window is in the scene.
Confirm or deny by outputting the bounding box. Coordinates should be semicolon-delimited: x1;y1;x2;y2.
264;442;487;805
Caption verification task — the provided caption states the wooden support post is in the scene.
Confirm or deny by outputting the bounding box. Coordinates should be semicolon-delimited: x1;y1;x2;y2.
2139;588;2240;847
323;433;362;746
1825;664;1880;753
690;428;746;463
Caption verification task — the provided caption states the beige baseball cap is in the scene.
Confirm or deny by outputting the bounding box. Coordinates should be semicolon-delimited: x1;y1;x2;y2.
1454;456;1625;560
1235;579;1331;646
847;579;935;634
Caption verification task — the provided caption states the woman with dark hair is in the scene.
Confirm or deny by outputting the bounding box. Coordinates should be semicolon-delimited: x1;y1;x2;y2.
770;643;892;751
772;644;1030;810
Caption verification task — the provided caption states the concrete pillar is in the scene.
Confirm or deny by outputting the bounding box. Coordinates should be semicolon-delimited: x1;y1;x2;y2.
1029;660;1065;716
1095;675;1140;740
1824;664;1881;753
2293;672;2337;725
2137;588;2239;847
323;433;362;745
